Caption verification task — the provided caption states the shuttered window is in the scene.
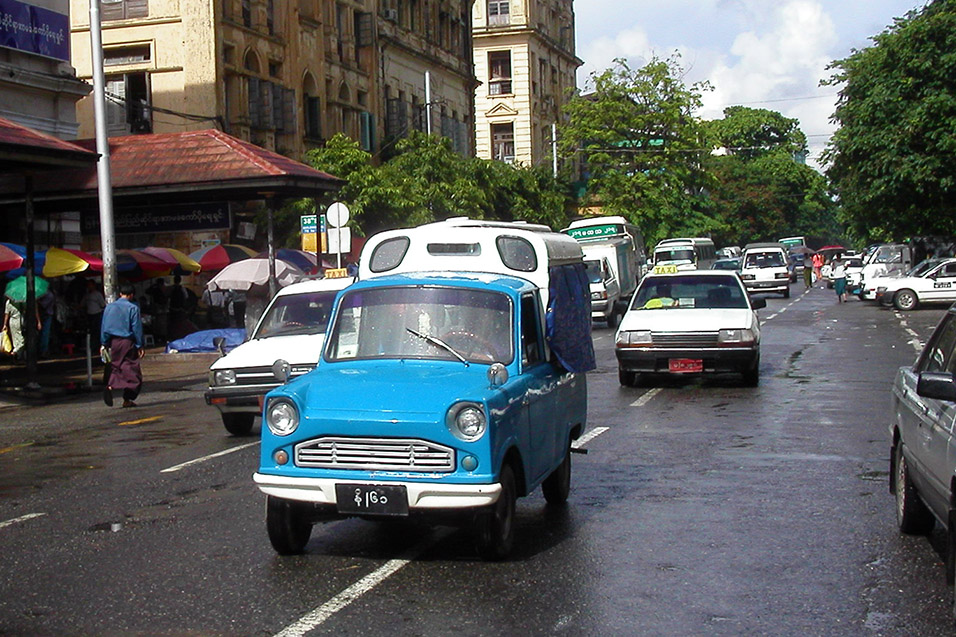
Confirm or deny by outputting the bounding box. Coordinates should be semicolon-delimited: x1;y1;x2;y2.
101;0;148;21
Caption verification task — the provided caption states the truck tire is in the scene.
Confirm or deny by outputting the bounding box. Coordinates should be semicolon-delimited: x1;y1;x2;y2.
475;464;516;560
607;308;619;329
266;496;312;555
222;413;255;436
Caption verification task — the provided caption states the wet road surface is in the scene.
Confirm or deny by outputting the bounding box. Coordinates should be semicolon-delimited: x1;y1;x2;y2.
0;283;952;635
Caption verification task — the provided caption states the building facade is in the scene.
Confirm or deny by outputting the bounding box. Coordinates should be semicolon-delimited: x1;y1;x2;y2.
69;0;476;161
472;0;580;168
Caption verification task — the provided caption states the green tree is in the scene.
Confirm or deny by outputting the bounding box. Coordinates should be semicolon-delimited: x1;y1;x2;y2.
559;56;716;246
823;0;956;241
704;107;838;247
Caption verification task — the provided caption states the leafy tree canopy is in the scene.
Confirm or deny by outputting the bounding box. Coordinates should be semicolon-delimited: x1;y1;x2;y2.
560;56;716;246
823;0;956;242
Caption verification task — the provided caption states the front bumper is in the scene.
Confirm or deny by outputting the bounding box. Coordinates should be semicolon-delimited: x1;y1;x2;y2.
743;280;789;293
205;385;276;413
253;473;502;509
591;299;614;319
616;346;759;374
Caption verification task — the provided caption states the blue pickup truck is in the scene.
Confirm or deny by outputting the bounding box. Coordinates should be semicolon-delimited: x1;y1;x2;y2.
253;220;594;559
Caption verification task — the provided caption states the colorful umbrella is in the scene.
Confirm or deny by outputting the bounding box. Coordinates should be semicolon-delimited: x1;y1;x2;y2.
188;244;257;272
116;249;176;280
2;244;103;278
140;247;202;274
0;243;25;272
4;275;49;302
256;248;318;273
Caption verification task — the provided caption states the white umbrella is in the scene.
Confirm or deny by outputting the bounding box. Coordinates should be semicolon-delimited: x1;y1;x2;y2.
207;258;305;291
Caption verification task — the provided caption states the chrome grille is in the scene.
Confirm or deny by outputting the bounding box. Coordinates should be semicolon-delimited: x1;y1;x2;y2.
651;331;719;346
234;364;315;387
295;437;455;472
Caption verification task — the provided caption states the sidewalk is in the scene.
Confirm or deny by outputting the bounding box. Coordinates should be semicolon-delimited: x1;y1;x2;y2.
0;347;219;409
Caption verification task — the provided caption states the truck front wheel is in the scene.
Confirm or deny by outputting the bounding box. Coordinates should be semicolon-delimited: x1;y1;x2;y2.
221;413;255;436
266;496;312;555
475;465;516;560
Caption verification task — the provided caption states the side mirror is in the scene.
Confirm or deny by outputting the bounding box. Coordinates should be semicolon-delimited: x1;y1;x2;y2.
751;297;767;310
272;359;291;383
917;372;956;402
212;336;226;356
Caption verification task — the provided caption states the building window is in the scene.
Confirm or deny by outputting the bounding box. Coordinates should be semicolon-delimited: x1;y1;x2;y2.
492;123;514;163
267;0;275;34
103;44;150;66
488;51;512;95
488;0;509;26
242;0;252;27
105;73;151;135
305;95;322;138
101;0;148;21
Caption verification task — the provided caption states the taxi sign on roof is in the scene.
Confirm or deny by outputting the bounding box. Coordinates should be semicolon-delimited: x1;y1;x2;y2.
652;264;680;275
324;268;349;279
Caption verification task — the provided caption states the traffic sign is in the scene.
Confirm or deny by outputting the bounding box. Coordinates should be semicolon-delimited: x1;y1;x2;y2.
327;202;349;228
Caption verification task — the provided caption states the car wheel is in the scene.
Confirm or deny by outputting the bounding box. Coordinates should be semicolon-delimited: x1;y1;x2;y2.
948;509;956;585
894;443;935;534
782;287;790;299
894;289;918;311
607;309;619;329
742;355;760;387
266;495;312;555
542;444;571;506
475;464;516;560
618;368;636;387
221;413;255;436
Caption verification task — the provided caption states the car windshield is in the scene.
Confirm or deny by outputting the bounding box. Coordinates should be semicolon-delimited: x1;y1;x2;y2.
585;260;604;284
744;252;785;268
909;259;945;277
656;248;695;263
254;290;338;338
712;260;739;270
325;285;514;364
632;275;749;310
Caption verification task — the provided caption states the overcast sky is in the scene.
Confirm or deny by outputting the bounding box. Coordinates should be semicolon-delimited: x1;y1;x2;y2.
574;0;927;169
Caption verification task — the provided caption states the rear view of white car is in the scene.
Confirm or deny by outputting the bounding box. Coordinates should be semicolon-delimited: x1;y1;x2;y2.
205;275;353;435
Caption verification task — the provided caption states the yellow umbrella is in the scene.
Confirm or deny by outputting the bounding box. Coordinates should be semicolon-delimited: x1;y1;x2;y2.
141;247;202;274
42;247;100;277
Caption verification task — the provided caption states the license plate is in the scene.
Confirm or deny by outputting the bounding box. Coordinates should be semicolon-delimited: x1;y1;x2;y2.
335;483;409;516
669;358;703;373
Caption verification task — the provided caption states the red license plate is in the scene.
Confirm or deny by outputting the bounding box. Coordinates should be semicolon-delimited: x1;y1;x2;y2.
669;358;703;373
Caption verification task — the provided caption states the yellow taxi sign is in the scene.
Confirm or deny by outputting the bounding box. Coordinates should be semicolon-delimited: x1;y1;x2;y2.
652;264;680;275
324;268;350;279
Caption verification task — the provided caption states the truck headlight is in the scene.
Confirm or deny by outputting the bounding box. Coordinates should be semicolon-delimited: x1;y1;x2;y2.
774;272;789;279
266;399;299;436
718;328;756;345
616;330;652;346
446;402;486;441
591;290;607;301
740;273;755;281
213;369;236;386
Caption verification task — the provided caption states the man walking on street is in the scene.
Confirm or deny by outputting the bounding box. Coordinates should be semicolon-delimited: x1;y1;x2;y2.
101;284;144;408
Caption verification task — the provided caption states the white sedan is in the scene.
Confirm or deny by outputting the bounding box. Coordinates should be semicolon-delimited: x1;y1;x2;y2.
615;268;765;386
873;257;956;310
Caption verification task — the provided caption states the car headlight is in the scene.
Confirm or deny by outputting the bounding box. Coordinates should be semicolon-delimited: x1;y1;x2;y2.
718;328;756;345
266;399;299;436
740;273;755;281
446;402;486;441
774;272;789;279
616;330;652;346
212;369;236;386
877;286;887;293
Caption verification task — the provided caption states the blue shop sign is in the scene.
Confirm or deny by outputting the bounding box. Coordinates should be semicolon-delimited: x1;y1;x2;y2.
0;0;70;62
83;202;231;235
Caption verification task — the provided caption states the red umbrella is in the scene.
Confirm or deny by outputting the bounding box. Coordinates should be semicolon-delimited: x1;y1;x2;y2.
116;248;175;280
139;247;202;274
0;243;24;271
188;243;257;272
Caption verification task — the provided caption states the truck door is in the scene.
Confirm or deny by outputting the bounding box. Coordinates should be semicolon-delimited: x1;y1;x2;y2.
519;292;561;482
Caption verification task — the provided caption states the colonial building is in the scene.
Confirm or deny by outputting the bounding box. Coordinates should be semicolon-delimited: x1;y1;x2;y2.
472;0;580;168
68;0;476;161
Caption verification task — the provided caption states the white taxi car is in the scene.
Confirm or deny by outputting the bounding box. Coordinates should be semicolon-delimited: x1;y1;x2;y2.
205;274;353;435
874;257;956;311
615;267;766;387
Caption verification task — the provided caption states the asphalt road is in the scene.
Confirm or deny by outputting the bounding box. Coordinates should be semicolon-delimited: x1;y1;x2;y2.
0;282;952;636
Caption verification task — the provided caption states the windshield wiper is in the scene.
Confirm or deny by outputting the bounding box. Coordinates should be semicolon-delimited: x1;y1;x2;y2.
406;328;469;366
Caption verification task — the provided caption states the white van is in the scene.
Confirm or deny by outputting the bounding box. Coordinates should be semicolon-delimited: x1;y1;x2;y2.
653;237;717;270
740;242;790;298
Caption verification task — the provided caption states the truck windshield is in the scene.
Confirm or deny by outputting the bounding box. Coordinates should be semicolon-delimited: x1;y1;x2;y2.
325;286;514;364
744;252;785;268
585;260;604;284
655;248;695;264
254;291;338;338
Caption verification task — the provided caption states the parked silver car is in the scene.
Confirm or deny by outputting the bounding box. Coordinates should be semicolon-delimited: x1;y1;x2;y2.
890;306;956;596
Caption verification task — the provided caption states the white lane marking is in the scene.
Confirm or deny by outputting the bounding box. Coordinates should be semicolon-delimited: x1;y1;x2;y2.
573;426;609;449
160;441;259;473
895;311;925;353
273;532;449;637
629;387;662;408
0;512;45;529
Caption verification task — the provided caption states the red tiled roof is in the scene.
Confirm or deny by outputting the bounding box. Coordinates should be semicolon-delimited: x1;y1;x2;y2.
0;116;97;169
69;129;340;189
